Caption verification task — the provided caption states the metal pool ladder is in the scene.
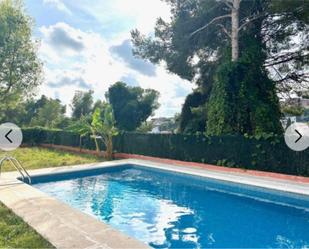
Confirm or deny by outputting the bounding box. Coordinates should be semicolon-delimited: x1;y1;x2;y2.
0;155;32;184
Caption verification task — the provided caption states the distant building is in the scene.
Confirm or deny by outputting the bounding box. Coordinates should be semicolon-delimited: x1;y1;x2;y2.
149;117;176;134
150;126;160;133
280;90;309;129
281;116;297;129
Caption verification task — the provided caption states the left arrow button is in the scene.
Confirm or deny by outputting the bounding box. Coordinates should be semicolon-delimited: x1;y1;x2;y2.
0;123;23;151
5;129;13;143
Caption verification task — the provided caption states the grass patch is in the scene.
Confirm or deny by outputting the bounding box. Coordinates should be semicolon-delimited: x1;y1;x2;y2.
0;147;101;247
0;147;101;172
0;202;54;248
0;147;101;248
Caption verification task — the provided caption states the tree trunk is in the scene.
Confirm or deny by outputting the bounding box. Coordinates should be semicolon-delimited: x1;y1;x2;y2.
231;0;240;61
79;135;82;152
94;137;100;156
105;137;113;160
91;128;100;156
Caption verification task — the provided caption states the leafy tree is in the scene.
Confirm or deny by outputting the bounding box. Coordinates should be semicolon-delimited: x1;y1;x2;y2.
93;100;105;113
206;59;282;135
0;0;42;106
67;115;96;152
0;95;68;128
282;105;304;117
91;105;118;160
179;91;208;133
0;92;26;124
106;82;160;131
30;97;66;128
56;117;72;129
0;0;42;125
132;0;308;90
68;101;108;153
71;90;94;119
20;96;48;125
92;99;108;121
131;0;308;135
68;103;118;159
136;121;154;133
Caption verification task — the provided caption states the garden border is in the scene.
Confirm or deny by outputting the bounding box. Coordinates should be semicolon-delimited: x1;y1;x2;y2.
40;143;309;184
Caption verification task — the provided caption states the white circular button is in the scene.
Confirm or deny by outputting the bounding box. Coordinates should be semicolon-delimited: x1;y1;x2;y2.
284;123;309;151
0;123;23;151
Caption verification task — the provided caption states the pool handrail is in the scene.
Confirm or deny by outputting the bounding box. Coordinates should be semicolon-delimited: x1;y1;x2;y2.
0;155;31;184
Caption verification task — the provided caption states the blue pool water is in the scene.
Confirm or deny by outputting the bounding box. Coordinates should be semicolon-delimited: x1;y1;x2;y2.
33;165;309;248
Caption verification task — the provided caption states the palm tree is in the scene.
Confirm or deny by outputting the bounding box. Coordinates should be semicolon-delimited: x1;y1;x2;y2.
68;104;118;159
91;105;118;160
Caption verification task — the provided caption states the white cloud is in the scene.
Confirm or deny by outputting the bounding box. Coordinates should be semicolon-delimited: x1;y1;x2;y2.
111;0;171;34
69;0;171;36
110;39;157;76
38;21;192;117
43;0;72;15
39;22;86;59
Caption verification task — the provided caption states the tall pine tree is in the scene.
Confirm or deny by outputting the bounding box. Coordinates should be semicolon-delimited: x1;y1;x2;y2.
131;0;308;135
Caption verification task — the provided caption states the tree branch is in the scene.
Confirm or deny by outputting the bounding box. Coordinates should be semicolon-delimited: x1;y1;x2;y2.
238;13;265;31
190;14;231;37
217;24;231;38
264;51;309;67
222;0;234;10
276;72;309;84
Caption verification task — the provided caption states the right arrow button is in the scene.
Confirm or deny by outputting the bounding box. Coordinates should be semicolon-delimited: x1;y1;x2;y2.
294;129;302;143
285;123;309;151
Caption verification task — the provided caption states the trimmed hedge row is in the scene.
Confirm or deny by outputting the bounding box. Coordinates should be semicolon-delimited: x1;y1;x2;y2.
22;128;309;176
22;128;101;150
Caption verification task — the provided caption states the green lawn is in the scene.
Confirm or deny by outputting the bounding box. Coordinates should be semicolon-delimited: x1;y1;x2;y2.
0;146;102;248
0;203;54;248
0;147;101;172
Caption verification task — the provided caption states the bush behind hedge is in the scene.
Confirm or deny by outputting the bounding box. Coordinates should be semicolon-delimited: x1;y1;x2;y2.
22;128;309;176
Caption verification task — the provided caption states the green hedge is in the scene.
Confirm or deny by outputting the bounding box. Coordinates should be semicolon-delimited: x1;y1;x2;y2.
22;128;309;176
22;128;103;150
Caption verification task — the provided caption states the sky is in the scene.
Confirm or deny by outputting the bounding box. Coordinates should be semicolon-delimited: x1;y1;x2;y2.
24;0;193;118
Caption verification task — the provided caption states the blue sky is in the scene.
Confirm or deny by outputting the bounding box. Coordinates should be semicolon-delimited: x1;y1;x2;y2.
24;0;193;117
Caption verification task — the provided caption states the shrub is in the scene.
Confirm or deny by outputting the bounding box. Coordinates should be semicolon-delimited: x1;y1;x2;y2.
22;128;309;176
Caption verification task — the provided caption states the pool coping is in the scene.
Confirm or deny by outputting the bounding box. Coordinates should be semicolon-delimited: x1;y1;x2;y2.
39;144;309;184
0;159;309;249
115;153;309;184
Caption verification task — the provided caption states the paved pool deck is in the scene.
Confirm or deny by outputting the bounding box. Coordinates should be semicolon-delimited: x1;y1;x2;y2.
0;159;308;249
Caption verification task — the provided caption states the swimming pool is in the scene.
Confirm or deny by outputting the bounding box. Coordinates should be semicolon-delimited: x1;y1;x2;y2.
32;164;309;248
